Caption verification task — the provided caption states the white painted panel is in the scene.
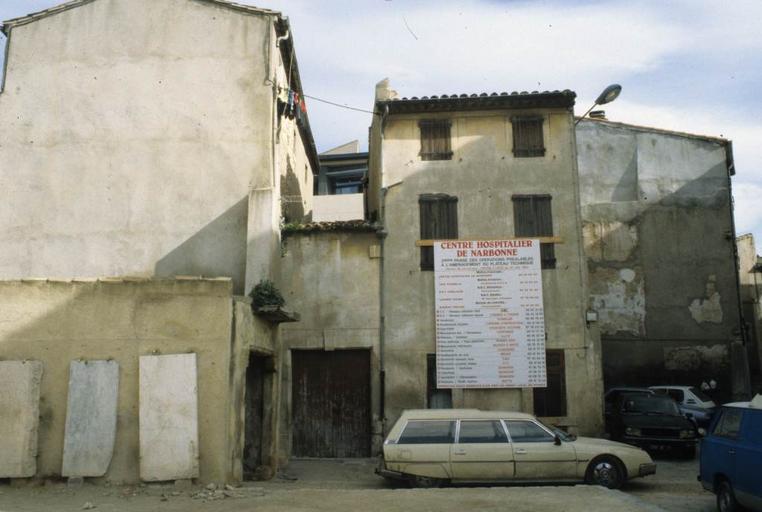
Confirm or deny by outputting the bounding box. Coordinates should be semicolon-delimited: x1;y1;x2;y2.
62;360;119;477
139;353;199;481
313;194;364;222
0;361;43;477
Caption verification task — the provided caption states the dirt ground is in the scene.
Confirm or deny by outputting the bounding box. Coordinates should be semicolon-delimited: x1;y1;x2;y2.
0;455;713;512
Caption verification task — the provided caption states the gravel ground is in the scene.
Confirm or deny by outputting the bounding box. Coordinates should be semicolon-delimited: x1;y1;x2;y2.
0;454;713;512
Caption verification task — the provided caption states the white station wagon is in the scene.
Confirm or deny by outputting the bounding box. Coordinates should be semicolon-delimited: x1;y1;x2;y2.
377;409;656;489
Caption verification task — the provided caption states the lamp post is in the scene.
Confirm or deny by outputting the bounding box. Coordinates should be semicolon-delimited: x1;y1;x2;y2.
575;84;622;125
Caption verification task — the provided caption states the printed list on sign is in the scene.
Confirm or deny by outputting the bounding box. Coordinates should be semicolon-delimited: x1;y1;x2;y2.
434;239;547;388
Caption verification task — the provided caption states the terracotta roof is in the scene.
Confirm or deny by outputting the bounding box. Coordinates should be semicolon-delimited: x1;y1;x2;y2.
377;90;576;114
2;0;280;34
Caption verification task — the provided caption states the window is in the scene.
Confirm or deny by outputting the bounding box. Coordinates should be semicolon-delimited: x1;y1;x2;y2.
419;120;453;161
512;116;545;157
458;421;508;444
427;354;452;409
397;420;455;444
533;350;567;417
505;421;554;443
419;194;458;270
713;409;744;439
512;194;555;269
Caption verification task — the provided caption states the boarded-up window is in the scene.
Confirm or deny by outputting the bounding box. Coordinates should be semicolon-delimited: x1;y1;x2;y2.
420;194;458;271
533;350;567;417
427;354;452;409
512;117;545;157
419;120;453;161
512;194;555;269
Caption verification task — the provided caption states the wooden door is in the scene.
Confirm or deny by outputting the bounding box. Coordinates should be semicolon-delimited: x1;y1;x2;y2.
291;350;371;458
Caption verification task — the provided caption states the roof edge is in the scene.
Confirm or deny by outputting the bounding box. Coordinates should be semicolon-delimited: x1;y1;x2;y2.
577;117;730;145
377;90;576;115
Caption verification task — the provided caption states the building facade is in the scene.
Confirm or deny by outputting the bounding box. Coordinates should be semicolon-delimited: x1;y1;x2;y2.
368;80;605;435
577;118;749;401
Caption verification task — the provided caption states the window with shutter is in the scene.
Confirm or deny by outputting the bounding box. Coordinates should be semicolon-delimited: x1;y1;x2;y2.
419;120;453;161
512;194;556;269
512;117;545;157
419;194;458;271
533;350;567;417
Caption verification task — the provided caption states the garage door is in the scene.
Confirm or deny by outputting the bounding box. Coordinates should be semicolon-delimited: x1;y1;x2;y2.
291;350;371;458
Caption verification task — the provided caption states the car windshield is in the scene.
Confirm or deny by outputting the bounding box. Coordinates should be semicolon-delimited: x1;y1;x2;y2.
689;387;713;402
622;395;679;415
536;419;575;441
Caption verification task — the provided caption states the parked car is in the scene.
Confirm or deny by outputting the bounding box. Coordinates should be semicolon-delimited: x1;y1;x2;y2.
604;387;653;417
650;386;716;428
376;409;655;489
607;393;700;457
699;395;762;512
605;386;713;429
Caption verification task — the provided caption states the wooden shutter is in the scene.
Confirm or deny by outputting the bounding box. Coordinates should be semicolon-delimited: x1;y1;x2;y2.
533;350;567;417
512;117;545;157
512;195;555;269
420;120;453;161
420;194;458;270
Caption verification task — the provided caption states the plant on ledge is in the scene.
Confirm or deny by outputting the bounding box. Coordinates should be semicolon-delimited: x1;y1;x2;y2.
250;279;285;310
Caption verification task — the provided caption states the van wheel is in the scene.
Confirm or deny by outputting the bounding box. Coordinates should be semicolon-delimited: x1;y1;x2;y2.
717;480;738;512
411;475;444;488
586;456;624;489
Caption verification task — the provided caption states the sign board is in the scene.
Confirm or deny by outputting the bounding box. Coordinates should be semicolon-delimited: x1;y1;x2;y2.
434;239;546;388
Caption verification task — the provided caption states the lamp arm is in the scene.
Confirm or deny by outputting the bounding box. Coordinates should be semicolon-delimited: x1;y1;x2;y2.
574;103;599;126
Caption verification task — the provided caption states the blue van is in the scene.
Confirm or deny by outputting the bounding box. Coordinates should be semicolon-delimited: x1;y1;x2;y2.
699;394;762;512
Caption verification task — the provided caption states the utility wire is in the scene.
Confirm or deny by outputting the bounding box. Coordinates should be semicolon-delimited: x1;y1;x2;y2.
303;94;378;115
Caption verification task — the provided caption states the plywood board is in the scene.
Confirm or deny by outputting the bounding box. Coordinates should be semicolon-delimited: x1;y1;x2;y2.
62;360;119;477
0;361;43;477
139;353;199;481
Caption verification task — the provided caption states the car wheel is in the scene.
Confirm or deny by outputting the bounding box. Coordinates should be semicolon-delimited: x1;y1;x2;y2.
586;456;624;490
411;475;444;489
717;480;738;512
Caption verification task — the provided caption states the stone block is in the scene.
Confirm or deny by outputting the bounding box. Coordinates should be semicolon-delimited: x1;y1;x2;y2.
0;361;43;478
62;360;120;477
139;353;199;481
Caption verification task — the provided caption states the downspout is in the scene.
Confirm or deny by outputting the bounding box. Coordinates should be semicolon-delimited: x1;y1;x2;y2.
725;142;751;398
378;105;390;430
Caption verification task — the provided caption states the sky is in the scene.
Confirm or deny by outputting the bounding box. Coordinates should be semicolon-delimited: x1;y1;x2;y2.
1;0;761;244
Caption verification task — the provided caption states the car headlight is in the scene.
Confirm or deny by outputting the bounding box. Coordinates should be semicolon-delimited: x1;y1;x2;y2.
679;429;696;439
625;427;642;436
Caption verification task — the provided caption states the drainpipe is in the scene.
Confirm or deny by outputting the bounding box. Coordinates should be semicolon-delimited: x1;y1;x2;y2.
725;141;752;399
377;105;390;430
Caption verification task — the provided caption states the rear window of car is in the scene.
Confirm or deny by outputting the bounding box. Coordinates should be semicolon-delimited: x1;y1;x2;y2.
397;420;455;444
689;387;713;402
713;408;744;439
457;420;508;444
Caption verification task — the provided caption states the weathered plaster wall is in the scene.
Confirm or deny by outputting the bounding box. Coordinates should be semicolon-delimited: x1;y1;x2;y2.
737;234;762;378
0;0;276;293
277;231;381;459
577;120;739;394
0;278;237;484
370;98;603;436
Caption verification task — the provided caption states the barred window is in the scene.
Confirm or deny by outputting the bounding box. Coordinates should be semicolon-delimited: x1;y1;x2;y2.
512;194;555;269
512;117;545;157
419;120;453;161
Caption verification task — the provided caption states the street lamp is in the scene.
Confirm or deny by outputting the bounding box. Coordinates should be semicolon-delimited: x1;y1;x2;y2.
575;84;622;125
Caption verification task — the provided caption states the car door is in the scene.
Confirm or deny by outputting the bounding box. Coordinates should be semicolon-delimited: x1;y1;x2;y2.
734;409;762;508
505;420;577;480
390;420;455;479
449;420;514;480
702;407;743;491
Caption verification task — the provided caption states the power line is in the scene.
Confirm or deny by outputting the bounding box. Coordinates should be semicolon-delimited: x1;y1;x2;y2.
303;94;378;115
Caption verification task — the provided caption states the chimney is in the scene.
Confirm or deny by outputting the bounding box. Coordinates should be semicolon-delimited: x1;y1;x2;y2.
375;78;399;102
589;110;607;120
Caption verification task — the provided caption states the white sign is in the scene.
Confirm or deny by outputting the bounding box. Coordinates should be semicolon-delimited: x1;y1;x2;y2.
434;240;546;388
